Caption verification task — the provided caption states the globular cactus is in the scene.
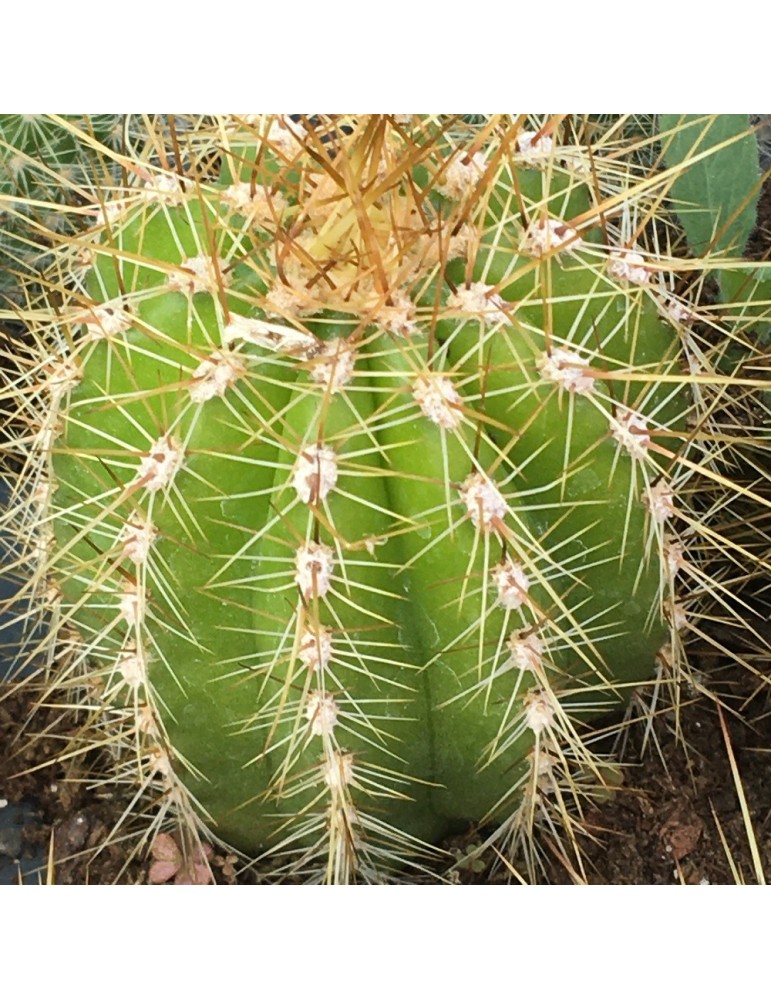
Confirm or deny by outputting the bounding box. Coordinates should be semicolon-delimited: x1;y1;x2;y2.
2;115;768;883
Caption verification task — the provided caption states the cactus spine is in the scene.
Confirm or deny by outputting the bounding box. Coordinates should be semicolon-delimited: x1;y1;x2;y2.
3;115;768;882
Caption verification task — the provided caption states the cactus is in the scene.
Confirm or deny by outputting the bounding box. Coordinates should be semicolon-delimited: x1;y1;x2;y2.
0;116;123;298
0;115;212;303
2;115;769;883
660;114;760;260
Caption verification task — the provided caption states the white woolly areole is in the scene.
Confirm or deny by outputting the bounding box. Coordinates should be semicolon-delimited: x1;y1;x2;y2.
189;350;246;403
43;578;61;609
134;435;184;492
664;600;688;632
295;542;334;601
663;296;697;327
520;217;581;257
436;150;487;200
516;131;554;164
148;745;175;783
220;182;286;227
167;255;229;296
306;691;339;736
447;282;508;324
610;407;650;460
537;348;595;395
292;444;339;505
645;479;676;524
363;536;384;556
445;223;476;262
664;538;686;577
534;749;559;791
655;641;673;671
120;519;158;566
298;625;333;672
33;536;53;574
266;118;307;156
117;649;146;690
324;751;354;790
373;288;417;338
459;473;509;533
83;305;132;341
223;313;318;358
413;373;462;430
45;358;82;403
507;631;544;673
609;249;649;285
309;341;356;393
93;198;129;227
525;690;555;735
32;477;52;510
119;584;143;627
265;279;317;319
685;350;705;379
561;146;594;174
142;173;187;206
33;418;61;454
492;558;531;610
137;704;160;738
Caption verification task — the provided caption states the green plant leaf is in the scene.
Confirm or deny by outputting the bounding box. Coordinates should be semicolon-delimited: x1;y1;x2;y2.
660;114;759;258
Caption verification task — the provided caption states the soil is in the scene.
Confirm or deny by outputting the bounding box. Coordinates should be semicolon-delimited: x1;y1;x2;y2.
535;659;771;886
445;660;771;886
3;638;771;885
2;135;771;886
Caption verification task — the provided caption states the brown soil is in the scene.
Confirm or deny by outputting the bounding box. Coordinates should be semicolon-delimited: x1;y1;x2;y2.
444;664;771;886
546;662;771;885
3;642;771;885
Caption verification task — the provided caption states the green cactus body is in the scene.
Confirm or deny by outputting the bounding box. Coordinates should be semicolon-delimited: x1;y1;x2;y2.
40;118;691;879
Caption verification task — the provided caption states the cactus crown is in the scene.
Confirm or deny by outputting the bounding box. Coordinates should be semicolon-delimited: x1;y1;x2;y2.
2;115;770;883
